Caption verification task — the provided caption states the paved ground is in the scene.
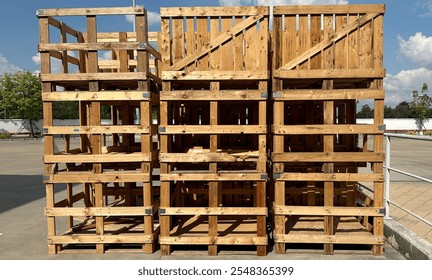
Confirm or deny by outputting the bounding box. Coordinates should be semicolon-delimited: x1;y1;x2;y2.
0;137;424;260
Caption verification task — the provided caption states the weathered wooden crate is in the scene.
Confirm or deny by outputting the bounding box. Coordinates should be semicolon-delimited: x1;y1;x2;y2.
271;4;386;255
158;6;270;256
38;7;160;254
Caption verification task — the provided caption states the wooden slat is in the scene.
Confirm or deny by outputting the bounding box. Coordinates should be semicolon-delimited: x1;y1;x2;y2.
273;4;385;15
274;234;384;245
275;173;383;182
160;6;269;17
48;17;80;38
159;207;267;216
160;172;267;181
272;124;384;135
44;152;153;163
163;70;268;80
160;90;267;101
41;73;147;81
159;125;266;134
272;152;384;162
160;152;257;163
48;235;154;244
273;89;384;100
42;91;152;101
45;206;153;217
39;42;151;52
159;236;267;245
37;7;146;17
167;15;264;71
44;125;150;135
46;172;151;183
274;206;383;217
274;68;386;79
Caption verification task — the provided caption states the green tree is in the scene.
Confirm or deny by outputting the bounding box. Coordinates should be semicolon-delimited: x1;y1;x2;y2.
411;83;432;135
394;101;414;118
357;104;374;118
0;71;42;121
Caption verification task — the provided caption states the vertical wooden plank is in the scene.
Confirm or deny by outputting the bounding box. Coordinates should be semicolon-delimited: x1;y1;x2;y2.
209;81;219;256
322;14;335;255
297;15;309;69
258;16;268;72
160;17;171;71
186;17;196;72
67;183;74;228
244;17;258;70
284;16;296;67
118;32;129;72
372;13;384;256
172;17;184;65
335;15;348;69
348;13;359;70
210;17;220;71
221;16;234;71
197;17;209;70
234;17;244;71
272;15;282;91
359;14;373;69
160;82;171;255
40;16;57;255
310;15;322;70
87;15;104;254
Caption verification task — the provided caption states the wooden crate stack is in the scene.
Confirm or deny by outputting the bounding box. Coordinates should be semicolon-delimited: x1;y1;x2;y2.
271;4;386;255
158;6;270;256
38;7;160;254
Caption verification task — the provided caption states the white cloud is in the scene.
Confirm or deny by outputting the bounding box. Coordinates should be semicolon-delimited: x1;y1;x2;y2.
220;0;348;5
0;54;21;75
399;32;432;67
416;0;432;17
384;67;432;106
126;11;160;27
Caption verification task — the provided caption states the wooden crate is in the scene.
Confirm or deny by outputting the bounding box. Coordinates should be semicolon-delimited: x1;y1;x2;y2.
159;6;270;256
271;4;386;255
38;7;160;254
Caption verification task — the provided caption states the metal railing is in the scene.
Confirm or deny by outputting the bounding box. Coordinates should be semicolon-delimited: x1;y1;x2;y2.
384;133;432;227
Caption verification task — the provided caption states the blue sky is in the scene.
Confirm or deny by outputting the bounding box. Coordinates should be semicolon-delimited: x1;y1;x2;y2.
1;0;432;106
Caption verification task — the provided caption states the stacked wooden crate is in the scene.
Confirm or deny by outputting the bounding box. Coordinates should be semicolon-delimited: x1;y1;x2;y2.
38;7;160;254
271;4;386;255
158;6;270;256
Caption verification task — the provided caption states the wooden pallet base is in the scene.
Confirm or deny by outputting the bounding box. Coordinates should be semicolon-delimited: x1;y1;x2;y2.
273;216;383;254
48;217;159;254
160;216;267;256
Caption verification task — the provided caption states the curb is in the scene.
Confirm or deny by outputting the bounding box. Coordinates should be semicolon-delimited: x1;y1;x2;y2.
384;218;432;260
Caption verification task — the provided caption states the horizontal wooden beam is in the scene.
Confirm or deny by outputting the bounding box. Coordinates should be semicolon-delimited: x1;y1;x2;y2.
272;152;384;162
42;91;154;101
44;152;154;163
160;90;267;101
272;89;384;100
45;172;151;183
48;234;154;244
160;152;258;163
274;172;383;182
41;73;148;82
273;206;384;217
274;69;386;79
159;236;267;246
273;4;385;15
272;124;384;135
39;42;157;53
159;207;267;216
274;234;384;245
37;7;146;17
163;70;269;80
45;206;153;217
160;6;269;17
161;172;267;181
44;125;150;135
159;125;267;134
